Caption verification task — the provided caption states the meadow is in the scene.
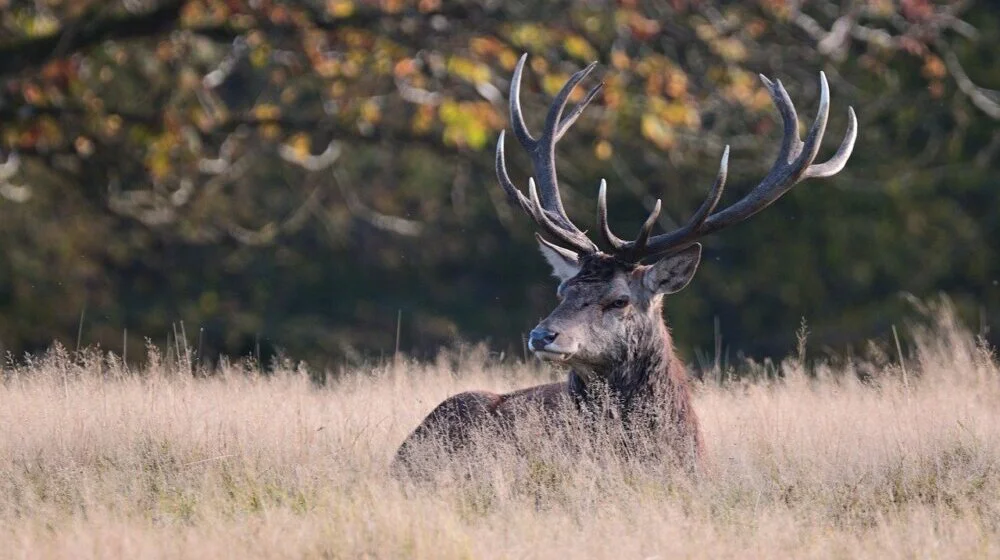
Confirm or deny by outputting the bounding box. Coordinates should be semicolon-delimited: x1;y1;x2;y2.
1;301;998;559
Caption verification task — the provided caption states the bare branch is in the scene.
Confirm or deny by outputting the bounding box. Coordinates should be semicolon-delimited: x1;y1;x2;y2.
0;182;32;203
202;37;251;90
396;77;443;105
198;129;247;175
107;177;177;227
792;11;854;62
333;171;424;237
0;151;20;182
278;140;342;171
940;44;1000;120
0;151;31;204
225;222;279;246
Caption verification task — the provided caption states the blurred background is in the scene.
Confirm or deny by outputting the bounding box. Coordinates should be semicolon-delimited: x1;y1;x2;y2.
0;0;997;370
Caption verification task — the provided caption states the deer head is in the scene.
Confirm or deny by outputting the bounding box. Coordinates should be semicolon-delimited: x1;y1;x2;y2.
495;55;857;376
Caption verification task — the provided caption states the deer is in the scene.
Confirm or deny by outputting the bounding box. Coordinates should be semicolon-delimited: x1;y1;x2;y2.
392;54;857;477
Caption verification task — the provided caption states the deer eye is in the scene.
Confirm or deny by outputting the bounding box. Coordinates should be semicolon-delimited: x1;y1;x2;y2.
605;297;630;311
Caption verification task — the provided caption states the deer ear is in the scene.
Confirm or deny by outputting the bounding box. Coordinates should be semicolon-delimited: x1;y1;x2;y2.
643;243;702;295
536;234;581;282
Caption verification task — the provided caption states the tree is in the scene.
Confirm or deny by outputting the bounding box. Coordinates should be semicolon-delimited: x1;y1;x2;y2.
1;0;997;366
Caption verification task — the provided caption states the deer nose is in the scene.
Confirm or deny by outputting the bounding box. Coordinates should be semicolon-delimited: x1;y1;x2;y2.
528;327;558;351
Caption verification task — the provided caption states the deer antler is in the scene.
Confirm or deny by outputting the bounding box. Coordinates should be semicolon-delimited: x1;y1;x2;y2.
495;55;858;262
495;54;603;254
602;72;857;261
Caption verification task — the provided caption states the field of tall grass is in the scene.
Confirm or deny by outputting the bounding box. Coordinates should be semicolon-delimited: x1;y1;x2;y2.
2;301;998;559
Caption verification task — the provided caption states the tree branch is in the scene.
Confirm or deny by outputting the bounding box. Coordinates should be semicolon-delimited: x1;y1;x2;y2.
939;43;1000;120
0;100;462;159
0;1;524;77
0;1;187;77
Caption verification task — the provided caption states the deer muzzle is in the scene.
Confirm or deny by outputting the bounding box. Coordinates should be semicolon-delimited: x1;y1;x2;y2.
528;326;576;361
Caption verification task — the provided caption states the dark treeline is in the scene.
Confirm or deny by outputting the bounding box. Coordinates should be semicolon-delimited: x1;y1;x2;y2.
1;0;998;370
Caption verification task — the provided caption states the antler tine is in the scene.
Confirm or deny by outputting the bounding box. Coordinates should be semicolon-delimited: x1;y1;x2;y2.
497;130;594;242
633;72;855;258
597;179;628;251
599;176;668;257
535;232;580;263
542;61;599;141
528;179;599;254
632;199;663;252
495;129;533;214
509;55;602;148
803;106;858;179
508;54;536;150
609;146;728;259
680;145;730;233
556;82;604;142
761;76;802;164
795;71;831;174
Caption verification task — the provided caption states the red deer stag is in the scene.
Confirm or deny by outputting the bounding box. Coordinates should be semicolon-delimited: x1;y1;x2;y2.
392;54;857;476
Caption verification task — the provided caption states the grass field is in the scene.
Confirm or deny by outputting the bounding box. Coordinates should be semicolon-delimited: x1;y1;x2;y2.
2;302;999;559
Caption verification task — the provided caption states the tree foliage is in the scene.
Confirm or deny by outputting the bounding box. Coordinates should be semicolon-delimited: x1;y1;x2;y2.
0;0;997;366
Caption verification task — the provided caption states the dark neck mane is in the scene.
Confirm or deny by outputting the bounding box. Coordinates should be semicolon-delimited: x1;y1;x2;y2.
567;315;703;459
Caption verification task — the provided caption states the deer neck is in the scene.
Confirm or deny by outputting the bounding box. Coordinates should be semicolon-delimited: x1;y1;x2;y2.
568;316;685;413
565;309;704;463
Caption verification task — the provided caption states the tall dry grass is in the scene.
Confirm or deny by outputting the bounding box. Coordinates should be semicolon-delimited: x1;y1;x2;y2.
2;302;999;559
